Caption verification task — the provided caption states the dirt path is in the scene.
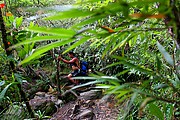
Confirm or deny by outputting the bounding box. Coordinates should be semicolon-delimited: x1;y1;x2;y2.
50;90;120;120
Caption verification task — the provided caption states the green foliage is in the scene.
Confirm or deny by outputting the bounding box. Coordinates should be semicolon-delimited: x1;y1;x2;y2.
27;26;76;36
20;39;74;65
34;110;51;120
0;73;24;107
45;8;93;20
0;82;19;102
0;103;30;120
5;0;180;119
8;19;38;66
6;0;57;8
149;103;164;120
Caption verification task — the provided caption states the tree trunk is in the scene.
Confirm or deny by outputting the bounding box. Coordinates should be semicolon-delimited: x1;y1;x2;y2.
55;48;61;94
0;8;14;70
165;0;180;79
169;1;180;119
0;8;34;118
171;0;180;49
49;45;61;94
171;0;180;80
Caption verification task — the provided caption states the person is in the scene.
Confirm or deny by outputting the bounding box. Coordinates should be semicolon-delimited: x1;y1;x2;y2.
58;52;80;84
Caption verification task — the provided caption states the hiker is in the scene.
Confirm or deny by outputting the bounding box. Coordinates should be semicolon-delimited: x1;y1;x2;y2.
58;52;80;84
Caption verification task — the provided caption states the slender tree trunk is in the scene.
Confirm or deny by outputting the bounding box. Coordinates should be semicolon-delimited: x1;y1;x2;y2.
55;48;61;94
0;9;14;69
170;0;180;79
169;1;180;119
49;43;61;95
56;57;61;94
165;0;180;78
171;0;180;49
0;8;35;118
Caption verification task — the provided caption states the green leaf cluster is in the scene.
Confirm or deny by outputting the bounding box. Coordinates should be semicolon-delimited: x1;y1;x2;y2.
8;0;180;119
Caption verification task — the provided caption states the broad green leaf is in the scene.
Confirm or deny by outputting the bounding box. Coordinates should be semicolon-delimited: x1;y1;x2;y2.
149;103;164;120
27;26;76;36
0;82;19;101
0;81;5;86
20;39;74;65
45;8;93;20
157;41;174;66
10;36;69;49
63;37;90;54
18;49;26;59
16;16;23;28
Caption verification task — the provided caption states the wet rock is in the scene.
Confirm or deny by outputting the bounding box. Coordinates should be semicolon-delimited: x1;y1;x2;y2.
29;97;56;115
50;101;76;120
29;92;62;116
80;90;102;100
50;91;119;120
74;109;93;119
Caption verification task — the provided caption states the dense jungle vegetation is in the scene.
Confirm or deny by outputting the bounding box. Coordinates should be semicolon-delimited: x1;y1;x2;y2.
0;0;179;119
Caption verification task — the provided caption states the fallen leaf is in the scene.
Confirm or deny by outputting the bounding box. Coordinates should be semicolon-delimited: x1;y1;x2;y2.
101;26;115;33
130;13;165;19
6;12;13;16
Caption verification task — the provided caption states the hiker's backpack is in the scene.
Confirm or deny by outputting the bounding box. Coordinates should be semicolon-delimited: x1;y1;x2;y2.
80;61;88;76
